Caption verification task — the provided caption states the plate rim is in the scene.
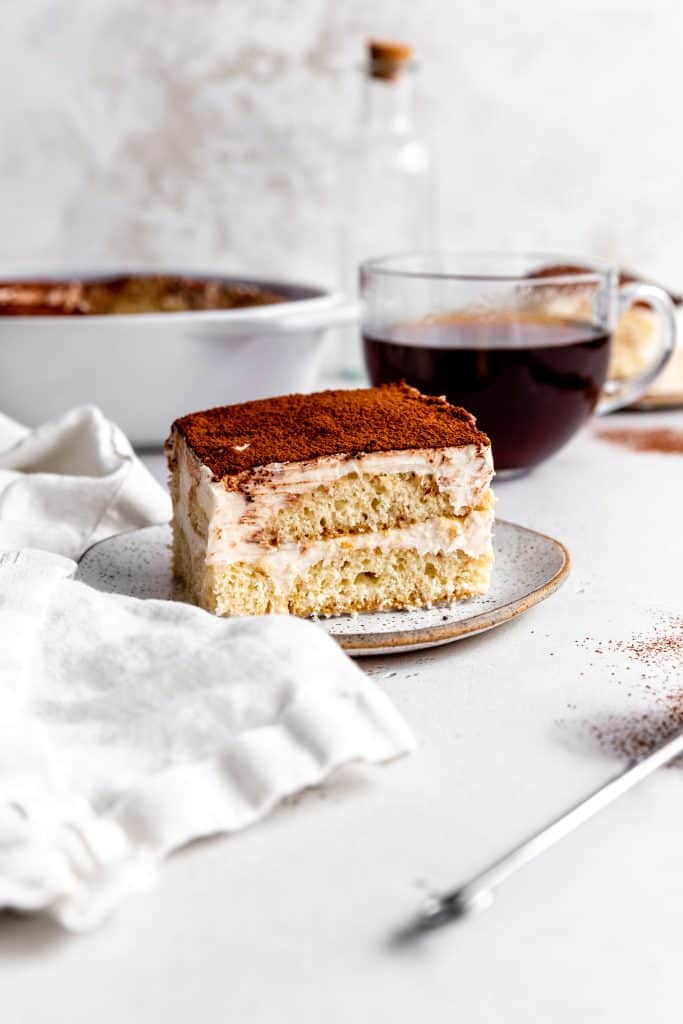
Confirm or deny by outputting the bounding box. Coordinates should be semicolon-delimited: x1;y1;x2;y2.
78;519;571;655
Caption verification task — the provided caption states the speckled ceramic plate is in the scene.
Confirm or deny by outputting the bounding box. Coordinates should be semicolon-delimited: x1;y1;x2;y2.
76;520;569;656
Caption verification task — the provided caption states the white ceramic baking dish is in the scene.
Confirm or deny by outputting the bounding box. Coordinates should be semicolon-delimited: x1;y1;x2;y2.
0;270;358;446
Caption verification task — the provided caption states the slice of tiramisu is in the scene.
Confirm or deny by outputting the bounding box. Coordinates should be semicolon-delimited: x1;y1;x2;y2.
165;383;494;617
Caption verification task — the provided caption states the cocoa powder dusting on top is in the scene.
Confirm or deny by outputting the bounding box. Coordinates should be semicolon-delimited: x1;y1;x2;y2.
172;383;489;478
594;426;683;455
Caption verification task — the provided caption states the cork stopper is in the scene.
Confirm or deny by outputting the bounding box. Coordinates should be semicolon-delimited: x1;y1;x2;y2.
367;39;413;81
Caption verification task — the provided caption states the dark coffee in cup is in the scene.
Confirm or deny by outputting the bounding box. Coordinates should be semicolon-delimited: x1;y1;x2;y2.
361;253;675;473
363;312;611;471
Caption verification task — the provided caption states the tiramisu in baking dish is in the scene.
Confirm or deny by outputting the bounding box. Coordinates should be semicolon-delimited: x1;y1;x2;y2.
0;274;285;316
165;384;494;617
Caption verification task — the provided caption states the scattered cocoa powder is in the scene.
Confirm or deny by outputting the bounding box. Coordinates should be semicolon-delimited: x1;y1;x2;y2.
594;426;683;455
621;630;683;666
576;614;683;680
590;692;683;763
575;614;683;762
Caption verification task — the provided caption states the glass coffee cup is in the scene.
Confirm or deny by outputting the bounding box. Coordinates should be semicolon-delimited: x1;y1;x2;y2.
361;252;676;474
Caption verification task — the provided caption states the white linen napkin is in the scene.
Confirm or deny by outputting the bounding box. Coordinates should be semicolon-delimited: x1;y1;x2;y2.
0;408;414;930
0;405;171;558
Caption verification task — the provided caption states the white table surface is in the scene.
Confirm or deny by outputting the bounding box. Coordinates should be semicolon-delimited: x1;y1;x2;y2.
3;410;683;1022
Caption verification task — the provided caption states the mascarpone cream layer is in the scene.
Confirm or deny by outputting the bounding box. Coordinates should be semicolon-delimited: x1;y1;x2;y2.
219;510;492;594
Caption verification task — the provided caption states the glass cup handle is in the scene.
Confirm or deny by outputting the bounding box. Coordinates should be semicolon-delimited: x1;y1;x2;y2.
597;282;676;415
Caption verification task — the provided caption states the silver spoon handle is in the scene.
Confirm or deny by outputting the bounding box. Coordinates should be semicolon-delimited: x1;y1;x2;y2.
418;725;683;930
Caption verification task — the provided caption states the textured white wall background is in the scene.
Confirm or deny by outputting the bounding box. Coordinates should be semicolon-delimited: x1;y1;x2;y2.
2;0;683;289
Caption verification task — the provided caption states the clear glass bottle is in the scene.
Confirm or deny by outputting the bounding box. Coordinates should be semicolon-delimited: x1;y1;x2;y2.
333;40;438;379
